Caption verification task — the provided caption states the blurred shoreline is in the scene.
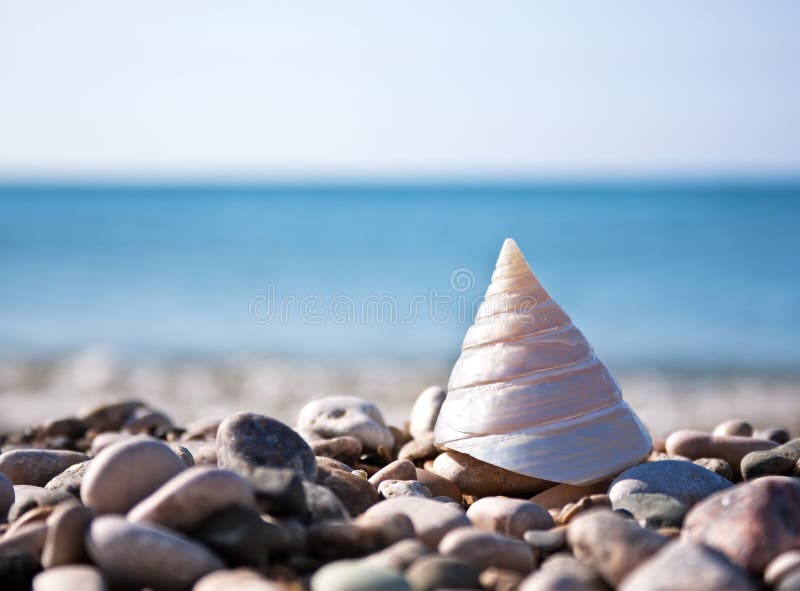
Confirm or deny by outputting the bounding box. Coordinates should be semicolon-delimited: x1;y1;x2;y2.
2;348;798;437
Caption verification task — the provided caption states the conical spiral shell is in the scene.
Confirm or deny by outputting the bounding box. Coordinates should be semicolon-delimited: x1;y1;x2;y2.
434;238;652;485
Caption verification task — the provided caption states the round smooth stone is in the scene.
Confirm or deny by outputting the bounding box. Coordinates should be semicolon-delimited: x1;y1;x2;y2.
414;468;462;502
369;459;417;488
438;526;536;572
193;568;284;590
362;539;433;571
80;439;185;514
378;480;432;499
741;451;795;480
33;565;107;591
41;502;93;567
127;466;255;531
611;493;688;528
405;555;481;591
522;527;567;554
712;419;753;437
310;436;362;461
8;485;73;523
766;551;800;586
408;385;446;441
467;496;554;539
86;516;224;590
363;496;470;546
298;396;394;451
665;430;775;466
609;460;732;507
217;412;317;480
0;471;14;518
310;560;411;591
316;464;381;516
431;450;552;497
0;450;89;486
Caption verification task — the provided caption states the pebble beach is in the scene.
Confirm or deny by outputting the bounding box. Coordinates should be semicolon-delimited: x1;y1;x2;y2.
2;385;800;590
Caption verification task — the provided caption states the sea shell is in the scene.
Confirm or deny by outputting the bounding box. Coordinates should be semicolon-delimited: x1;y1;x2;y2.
434;238;652;485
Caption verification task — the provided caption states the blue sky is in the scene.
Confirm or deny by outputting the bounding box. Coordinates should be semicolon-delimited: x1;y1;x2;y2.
1;1;798;179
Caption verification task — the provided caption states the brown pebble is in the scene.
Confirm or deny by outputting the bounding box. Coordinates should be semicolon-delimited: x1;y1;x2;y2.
432;450;553;497
0;521;49;555
557;495;611;525
0;449;89;486
665;430;775;466
363;496;470;546
712;419;753;437
529;481;610;510
310;436;362;461
398;437;437;462
467;496;554;539
693;458;735;481
368;459;417;488
42;502;93;567
415;468;462;502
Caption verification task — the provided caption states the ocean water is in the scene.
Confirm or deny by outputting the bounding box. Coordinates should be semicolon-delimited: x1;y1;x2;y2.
1;181;799;372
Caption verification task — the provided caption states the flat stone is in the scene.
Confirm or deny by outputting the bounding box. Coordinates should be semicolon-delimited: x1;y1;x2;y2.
316;464;381;516
713;419;753;437
361;539;433;571
33;565;107;591
618;540;756;591
41;502;93;567
683;475;800;572
609;460;732;507
310;436;362;461
128;466;255;531
363;496;470;546
8;486;73;522
0;472;13;519
310;560;411;591
217;412;317;480
405;555;481;591
378;480;432;499
369;459;417;488
307;514;414;560
0;450;89;486
766;551;800;586
0;549;42;591
80;439;185;514
665;430;775;466
438;526;536;572
611;493;689;529
86;515;224;590
523;527;567;554
189;506;273;567
298;396;394;451
431;450;553;497
44;461;91;497
530;481;612;510
409;385;446;441
467;496;554;539
193;568;284;591
414;468;461;502
693;458;734;481
567;509;668;586
741;451;795;480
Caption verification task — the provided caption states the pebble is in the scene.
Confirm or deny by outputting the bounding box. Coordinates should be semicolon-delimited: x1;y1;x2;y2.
611;493;688;528
193;568;284;591
8;486;73;522
307;513;414;560
41;502;93;567
529;481;610;510
405;555;481;591
378;479;432;499
80;439;185;514
567;509;668;586
181;417;221;441
618;540;755;591
408;385;446;441
523;527;567;554
693;458;734;481
683;475;800;572
414;468;462;502
713;419;753;437
609;460;732;506
298;396;395;450
361;539;432;571
363;496;471;546
557;494;612;525
740;450;795;480
539;552;605;587
128;466;255;531
43;461;91;497
398;437;437;462
0;550;43;591
756;427;791;444
432;450;553;496
189;506;274;567
0;450;89;486
316;464;381;516
217;412;317;480
0;471;13;518
32;565;107;591
248;466;307;517
369;459;417;487
310;560;411;591
310;436;362;461
766;551;800;586
665;429;775;466
122;407;173;435
86;515;225;589
0;522;49;555
170;444;195;467
438;526;536;572
518;570;602;591
303;481;349;521
467;496;554;539
80;400;144;433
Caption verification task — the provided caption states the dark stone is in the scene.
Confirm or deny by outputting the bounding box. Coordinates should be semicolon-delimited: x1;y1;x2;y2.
741;451;795;480
0;550;42;591
523;527;567;554
405;555;482;591
307;515;414;561
216;412;317;480
303;481;349;521
316;465;381;517
81;400;144;433
612;493;689;528
757;428;791;445
248;466;307;517
189;505;271;567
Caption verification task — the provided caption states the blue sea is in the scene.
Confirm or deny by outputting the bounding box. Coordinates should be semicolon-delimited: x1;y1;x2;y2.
1;181;799;372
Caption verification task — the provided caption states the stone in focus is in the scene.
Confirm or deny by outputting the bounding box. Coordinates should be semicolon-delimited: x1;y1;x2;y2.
608;460;732;507
438;526;536;572
363;496;470;546
0;450;89;487
298;396;394;451
611;493;689;529
431;450;553;497
467;496;554;539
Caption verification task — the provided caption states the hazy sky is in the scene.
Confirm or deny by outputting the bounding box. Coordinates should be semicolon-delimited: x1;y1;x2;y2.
1;1;799;179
